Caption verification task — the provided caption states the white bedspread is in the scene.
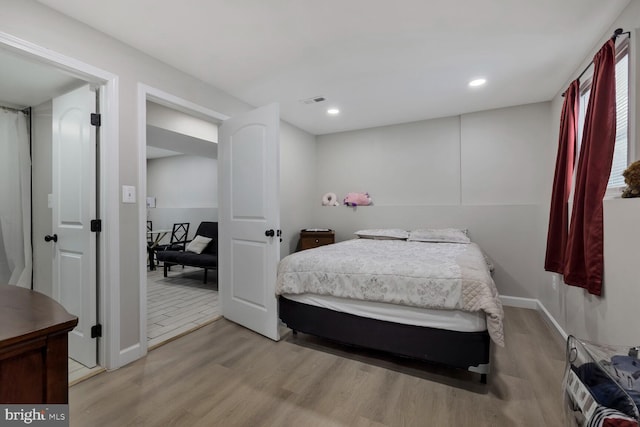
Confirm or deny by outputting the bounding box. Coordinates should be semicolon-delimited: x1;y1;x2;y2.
276;239;504;346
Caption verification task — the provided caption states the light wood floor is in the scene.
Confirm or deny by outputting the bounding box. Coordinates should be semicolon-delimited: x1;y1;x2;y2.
68;358;105;386
68;265;220;384
69;306;567;426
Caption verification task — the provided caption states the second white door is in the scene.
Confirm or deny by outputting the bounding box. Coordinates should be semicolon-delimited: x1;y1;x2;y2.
51;84;98;368
219;103;280;341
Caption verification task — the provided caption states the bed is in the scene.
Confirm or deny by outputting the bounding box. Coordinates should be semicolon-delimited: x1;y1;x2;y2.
275;228;504;383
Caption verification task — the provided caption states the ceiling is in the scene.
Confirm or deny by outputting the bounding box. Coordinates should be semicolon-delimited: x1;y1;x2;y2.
0;48;83;109
27;1;633;135
146;145;182;160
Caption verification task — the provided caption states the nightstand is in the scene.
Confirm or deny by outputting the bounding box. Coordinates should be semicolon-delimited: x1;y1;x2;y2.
298;229;335;251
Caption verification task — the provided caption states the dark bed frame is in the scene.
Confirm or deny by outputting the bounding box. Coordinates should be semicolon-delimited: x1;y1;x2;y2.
279;295;491;383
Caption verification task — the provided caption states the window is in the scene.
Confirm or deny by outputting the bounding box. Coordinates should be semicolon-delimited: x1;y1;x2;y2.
576;38;630;194
610;48;629;188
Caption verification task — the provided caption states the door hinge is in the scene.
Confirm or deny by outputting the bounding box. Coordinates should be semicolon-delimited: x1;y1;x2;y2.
90;113;101;127
90;219;102;232
91;324;102;338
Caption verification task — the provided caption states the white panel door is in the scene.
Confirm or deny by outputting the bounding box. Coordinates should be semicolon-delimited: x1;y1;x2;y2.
219;103;280;341
52;84;97;368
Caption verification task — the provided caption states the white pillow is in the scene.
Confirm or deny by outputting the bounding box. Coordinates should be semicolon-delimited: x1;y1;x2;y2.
354;228;409;240
408;228;470;244
185;235;213;254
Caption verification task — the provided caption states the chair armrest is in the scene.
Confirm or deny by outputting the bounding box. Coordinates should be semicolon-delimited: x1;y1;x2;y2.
168;241;188;251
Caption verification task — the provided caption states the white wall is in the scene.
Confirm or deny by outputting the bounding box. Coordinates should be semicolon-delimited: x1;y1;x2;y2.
461;105;548;205
314;102;551;299
146;154;218;242
147;155;218;208
538;1;640;346
0;0;317;360
280;122;317;256
316;117;461;206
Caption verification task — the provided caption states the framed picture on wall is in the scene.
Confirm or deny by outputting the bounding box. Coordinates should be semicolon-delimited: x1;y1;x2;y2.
146;196;156;208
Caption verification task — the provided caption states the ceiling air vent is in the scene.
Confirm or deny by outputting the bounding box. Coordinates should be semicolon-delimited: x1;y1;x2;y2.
299;96;326;105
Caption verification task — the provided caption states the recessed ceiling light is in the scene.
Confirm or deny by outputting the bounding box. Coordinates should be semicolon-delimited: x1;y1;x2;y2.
469;78;487;87
327;108;340;115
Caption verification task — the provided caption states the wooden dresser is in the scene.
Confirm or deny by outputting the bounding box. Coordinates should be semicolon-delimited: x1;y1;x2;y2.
0;284;78;404
298;229;335;251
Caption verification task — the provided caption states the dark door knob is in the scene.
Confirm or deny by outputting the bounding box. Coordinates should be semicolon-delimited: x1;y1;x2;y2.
265;229;275;237
44;234;58;242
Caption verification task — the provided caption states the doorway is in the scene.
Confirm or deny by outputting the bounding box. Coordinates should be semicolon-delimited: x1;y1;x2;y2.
145;102;220;348
0;34;119;373
138;86;228;353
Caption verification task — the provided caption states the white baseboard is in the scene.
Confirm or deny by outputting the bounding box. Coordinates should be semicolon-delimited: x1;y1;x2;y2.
536;299;569;342
119;343;144;368
500;295;568;343
499;295;538;309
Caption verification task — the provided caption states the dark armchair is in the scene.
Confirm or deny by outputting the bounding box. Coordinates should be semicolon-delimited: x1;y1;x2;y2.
155;221;218;284
150;222;190;271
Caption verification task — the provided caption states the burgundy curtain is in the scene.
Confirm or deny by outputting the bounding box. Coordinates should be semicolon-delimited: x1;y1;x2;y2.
564;39;617;296
545;79;580;274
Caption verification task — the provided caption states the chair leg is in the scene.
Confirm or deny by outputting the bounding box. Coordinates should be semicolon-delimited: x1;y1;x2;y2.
147;247;156;270
203;268;208;284
163;263;168;277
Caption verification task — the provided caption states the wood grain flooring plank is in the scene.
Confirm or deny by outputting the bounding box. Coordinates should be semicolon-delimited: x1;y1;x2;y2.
70;307;566;427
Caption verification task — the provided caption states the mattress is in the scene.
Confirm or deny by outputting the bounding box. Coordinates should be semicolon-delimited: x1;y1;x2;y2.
276;238;504;345
281;293;487;332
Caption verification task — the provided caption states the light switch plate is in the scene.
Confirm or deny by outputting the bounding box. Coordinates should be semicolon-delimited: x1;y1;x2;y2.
122;185;136;203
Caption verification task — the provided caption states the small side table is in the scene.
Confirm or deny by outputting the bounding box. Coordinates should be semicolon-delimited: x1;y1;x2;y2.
298;229;335;251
